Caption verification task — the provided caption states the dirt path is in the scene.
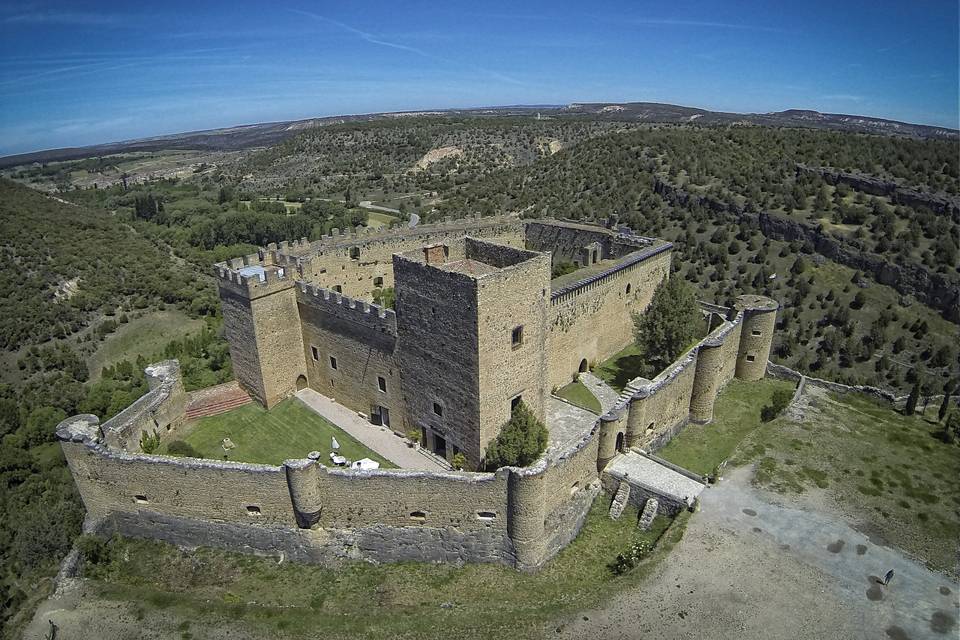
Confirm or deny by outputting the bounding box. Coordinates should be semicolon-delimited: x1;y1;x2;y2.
554;465;958;640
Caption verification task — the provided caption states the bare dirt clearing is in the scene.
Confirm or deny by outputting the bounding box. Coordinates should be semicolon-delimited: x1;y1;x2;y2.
555;465;957;640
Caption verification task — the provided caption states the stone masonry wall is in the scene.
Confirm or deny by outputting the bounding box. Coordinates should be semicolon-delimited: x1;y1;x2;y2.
547;246;672;390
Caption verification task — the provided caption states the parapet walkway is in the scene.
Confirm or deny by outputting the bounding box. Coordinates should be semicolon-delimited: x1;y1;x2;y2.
578;372;620;414
295;389;447;471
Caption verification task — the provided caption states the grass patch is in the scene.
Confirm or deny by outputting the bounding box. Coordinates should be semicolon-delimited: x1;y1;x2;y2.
168;398;394;467
656;378;796;476
83;498;681;639
88;310;204;380
592;343;645;391
555;380;602;413
731;387;960;574
365;210;398;228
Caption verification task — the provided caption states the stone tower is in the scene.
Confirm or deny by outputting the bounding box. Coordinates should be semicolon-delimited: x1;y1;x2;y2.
393;238;551;467
734;294;779;380
217;260;307;408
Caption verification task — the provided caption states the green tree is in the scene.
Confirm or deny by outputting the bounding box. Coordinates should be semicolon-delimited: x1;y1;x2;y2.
938;386;953;423
484;401;548;470
904;380;920;416
632;277;701;371
942;411;960;445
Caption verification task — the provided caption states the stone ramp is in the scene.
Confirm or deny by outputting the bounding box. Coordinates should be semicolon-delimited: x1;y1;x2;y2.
578;372;620;414
603;451;706;515
184;381;252;420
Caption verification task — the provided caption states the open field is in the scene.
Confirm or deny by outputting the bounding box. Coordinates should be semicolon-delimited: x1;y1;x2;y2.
555;380;602;413
731;384;960;574
657;378;796;476
168;398;394;467
365;210;398;228
87;310;205;379
25;500;681;640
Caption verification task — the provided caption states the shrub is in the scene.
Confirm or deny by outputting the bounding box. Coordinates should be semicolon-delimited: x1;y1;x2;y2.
451;452;468;471
483;401;548;470
76;534;108;565
760;388;793;422
610;539;652;575
139;429;161;453
405;429;421;445
166;440;201;458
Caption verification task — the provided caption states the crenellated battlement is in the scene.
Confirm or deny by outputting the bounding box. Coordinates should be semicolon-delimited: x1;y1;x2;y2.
297;282;398;335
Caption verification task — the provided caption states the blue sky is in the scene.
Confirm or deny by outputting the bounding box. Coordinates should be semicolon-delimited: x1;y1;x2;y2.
0;0;957;156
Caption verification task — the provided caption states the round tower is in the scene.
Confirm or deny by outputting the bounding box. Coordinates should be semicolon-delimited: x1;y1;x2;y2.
734;295;778;381
689;340;724;423
597;405;627;470
284;457;323;529
507;467;546;570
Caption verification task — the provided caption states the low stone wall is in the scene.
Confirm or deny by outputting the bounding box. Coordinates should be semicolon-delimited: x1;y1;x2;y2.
57;361;606;571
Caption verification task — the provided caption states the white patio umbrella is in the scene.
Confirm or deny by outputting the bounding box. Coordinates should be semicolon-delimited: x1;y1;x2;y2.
331;437;340;450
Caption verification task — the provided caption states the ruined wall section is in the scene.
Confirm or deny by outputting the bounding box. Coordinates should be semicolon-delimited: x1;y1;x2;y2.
297;284;403;429
473;240;551;451
394;254;482;462
547;245;672;390
100;360;187;452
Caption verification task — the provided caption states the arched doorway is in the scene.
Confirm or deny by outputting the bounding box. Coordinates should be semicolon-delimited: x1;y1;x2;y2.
295;375;308;391
578;358;589;373
615;432;625;453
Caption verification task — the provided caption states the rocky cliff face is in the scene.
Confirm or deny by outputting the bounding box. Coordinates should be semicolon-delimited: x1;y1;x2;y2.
796;165;960;222
652;178;960;322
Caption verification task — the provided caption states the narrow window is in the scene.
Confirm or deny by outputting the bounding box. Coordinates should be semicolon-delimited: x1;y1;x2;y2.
246;505;262;516
373;276;384;287
329;356;338;370
746;355;756;363
311;346;319;361
377;376;387;392
645;422;654;435
511;325;523;349
751;329;762;337
625;283;632;294
409;511;426;522
349;246;360;259
511;395;523;411
433;402;443;417
476;511;497;521
134;495;148;504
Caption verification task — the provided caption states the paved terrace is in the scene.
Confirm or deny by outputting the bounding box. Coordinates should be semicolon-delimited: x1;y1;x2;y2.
605;451;706;508
545;396;598;462
295;389;447;471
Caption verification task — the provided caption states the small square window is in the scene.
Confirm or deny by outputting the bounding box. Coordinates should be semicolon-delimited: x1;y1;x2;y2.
377;376;387;392
349;246;361;259
246;505;262;516
511;326;523;349
511;395;523;411
751;329;762;337
374;276;384;287
433;402;443;417
332;285;342;293
746;355;756;363
329;356;338;370
311;346;319;361
134;495;148;504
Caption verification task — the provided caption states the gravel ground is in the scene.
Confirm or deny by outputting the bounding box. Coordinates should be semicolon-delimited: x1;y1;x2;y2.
553;465;958;640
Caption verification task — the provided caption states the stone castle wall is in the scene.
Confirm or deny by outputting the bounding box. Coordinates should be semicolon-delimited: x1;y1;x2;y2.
547;244;672;390
56;362;605;570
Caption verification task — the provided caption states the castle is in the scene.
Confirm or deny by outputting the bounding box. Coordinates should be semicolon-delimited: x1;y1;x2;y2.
56;215;777;570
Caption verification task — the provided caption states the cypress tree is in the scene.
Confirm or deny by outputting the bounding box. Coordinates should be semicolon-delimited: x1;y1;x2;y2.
905;380;920;416
938;386;953;423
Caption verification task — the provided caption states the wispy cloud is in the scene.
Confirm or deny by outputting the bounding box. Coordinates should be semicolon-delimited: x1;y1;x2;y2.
289;9;525;86
2;10;123;26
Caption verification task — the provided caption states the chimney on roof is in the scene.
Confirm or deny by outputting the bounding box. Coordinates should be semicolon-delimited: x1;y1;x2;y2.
423;243;448;265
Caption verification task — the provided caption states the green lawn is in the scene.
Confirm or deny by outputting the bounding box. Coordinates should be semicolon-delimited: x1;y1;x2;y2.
592;343;645;391
365;210;398;228
167;398;394;467
657;378;795;476
87;310;204;380
82;498;686;639
730;388;960;574
555;380;602;413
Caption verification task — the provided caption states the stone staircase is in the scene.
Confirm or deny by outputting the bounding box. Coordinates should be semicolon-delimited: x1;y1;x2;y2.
185;381;252;420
